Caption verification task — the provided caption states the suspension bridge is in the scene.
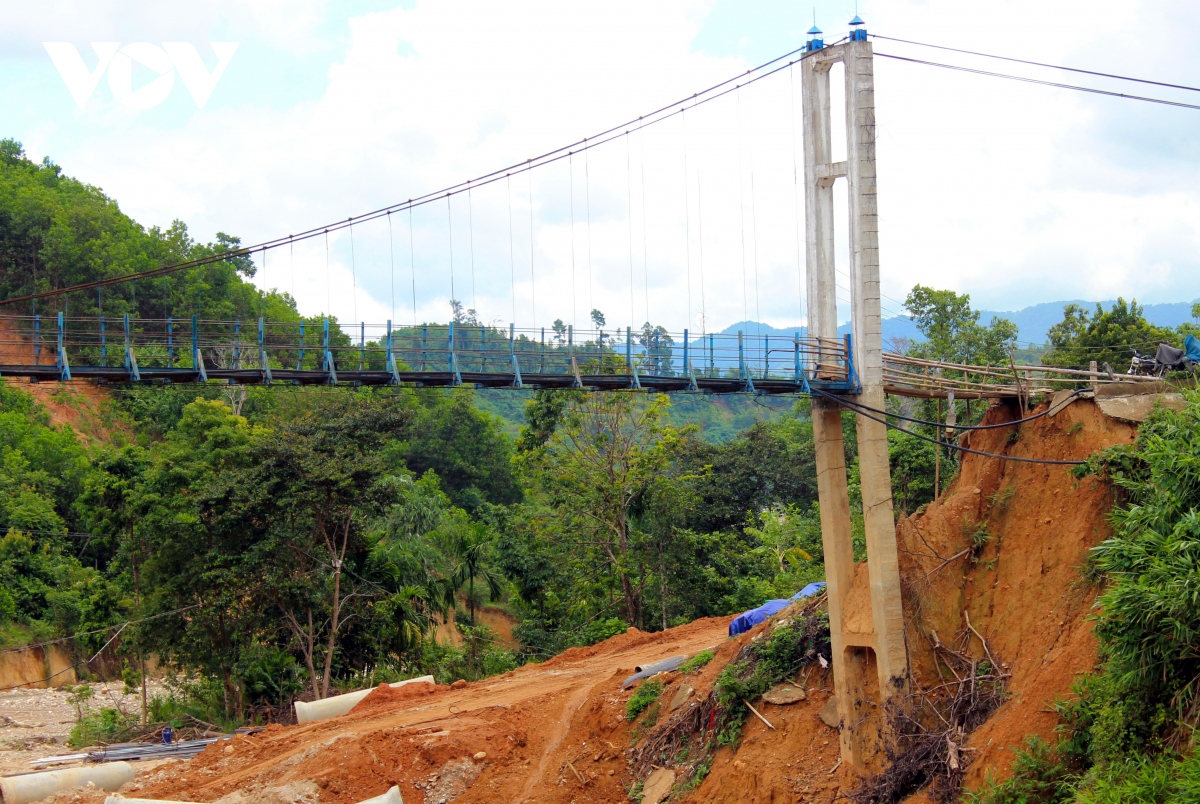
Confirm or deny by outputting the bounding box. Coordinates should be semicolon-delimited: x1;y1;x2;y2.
0;312;1149;399
2;14;1189;772
0;19;1181;405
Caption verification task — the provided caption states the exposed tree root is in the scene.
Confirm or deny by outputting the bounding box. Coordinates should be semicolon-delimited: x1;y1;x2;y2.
847;615;1010;804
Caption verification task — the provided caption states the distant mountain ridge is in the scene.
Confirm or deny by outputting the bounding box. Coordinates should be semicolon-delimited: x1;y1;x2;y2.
718;298;1198;346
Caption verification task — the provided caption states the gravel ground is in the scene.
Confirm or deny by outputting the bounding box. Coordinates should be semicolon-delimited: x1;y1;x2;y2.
0;680;168;775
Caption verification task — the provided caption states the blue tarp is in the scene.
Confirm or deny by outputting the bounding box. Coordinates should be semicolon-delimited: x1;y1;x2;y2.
728;582;826;637
1186;334;1200;364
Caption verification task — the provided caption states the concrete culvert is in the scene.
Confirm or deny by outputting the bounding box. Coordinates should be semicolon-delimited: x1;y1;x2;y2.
0;761;134;803
294;675;435;724
106;790;403;804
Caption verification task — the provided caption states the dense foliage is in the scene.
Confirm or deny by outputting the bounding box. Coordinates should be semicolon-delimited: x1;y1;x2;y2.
0;139;302;325
1044;298;1178;372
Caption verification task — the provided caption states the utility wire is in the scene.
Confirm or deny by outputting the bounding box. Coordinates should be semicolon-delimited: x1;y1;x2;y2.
871;34;1200;94
875;52;1200;112
0;604;202;658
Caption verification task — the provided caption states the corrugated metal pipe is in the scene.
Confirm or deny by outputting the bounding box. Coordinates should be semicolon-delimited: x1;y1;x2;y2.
620;655;689;689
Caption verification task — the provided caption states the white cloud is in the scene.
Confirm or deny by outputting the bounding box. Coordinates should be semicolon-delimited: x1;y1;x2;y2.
10;0;1200;337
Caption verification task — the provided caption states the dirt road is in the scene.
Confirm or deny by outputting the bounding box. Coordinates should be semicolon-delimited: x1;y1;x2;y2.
95;617;733;804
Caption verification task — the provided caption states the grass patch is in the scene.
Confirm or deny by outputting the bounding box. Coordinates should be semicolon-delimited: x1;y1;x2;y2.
987;483;1017;513
626;679;664;722
678;650;714;674
714;607;830;746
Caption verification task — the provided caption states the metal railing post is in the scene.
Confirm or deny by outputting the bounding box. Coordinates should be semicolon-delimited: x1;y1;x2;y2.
124;313;140;381
56;312;70;380
568;325;581;387
448;321;462;385
99;314;107;367
192;316;207;382
297;321;305;370
626;326;641;389
794;332;802;384
359;322;365;371
738;330;755;392
685;328;699;391
258;317;272;383
167;318;174;368
386;320;401;384
323;317;337;384
233;320;241;370
509;323;523;388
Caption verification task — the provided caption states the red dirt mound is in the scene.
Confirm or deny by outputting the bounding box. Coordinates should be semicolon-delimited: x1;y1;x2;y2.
350;682;445;718
896;397;1133;794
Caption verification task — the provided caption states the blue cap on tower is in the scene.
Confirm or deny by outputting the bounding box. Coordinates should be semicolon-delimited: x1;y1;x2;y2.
849;15;867;40
806;23;825;51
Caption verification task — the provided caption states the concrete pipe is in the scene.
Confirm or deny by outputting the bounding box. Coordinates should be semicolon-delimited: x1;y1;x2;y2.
107;786;403;804
357;786;404;804
294;675;436;724
0;761;134;804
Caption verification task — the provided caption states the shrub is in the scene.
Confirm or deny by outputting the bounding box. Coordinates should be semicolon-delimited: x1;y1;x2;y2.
68;706;128;748
713;607;829;746
626;679;664;722
964;737;1076;804
678;650;714;674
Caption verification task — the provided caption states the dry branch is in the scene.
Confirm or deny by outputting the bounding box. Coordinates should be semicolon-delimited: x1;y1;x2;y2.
847;625;1009;804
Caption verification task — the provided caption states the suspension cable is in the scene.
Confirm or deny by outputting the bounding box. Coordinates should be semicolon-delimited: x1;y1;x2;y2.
870;34;1200;94
387;212;395;322
408;205;417;324
1;38;850;308
507;174;516;325
874;52;1200;112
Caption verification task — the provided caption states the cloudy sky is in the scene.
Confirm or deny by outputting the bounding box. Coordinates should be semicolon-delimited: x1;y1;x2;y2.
2;0;1198;335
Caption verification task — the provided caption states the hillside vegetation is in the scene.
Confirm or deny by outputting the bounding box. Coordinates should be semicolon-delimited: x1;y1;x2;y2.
3;139;1198;801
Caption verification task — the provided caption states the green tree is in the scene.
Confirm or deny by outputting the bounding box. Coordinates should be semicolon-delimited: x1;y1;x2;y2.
743;504;816;575
519;392;681;626
888;428;938;515
676;419;818;533
904;285;1018;365
133;399;267;717
404;392;521;511
1045;298;1176;371
218;396;412;699
447;517;503;623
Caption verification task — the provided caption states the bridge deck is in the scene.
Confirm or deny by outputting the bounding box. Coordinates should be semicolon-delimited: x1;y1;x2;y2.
0;315;1158;399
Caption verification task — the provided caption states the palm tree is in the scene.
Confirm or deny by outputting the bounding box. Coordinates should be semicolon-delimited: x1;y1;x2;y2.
450;522;504;623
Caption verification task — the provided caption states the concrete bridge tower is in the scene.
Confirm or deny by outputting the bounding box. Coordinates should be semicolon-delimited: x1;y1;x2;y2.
801;17;909;769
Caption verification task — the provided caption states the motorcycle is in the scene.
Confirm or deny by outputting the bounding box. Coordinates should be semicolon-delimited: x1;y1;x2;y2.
1128;334;1200;378
1127;348;1163;377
